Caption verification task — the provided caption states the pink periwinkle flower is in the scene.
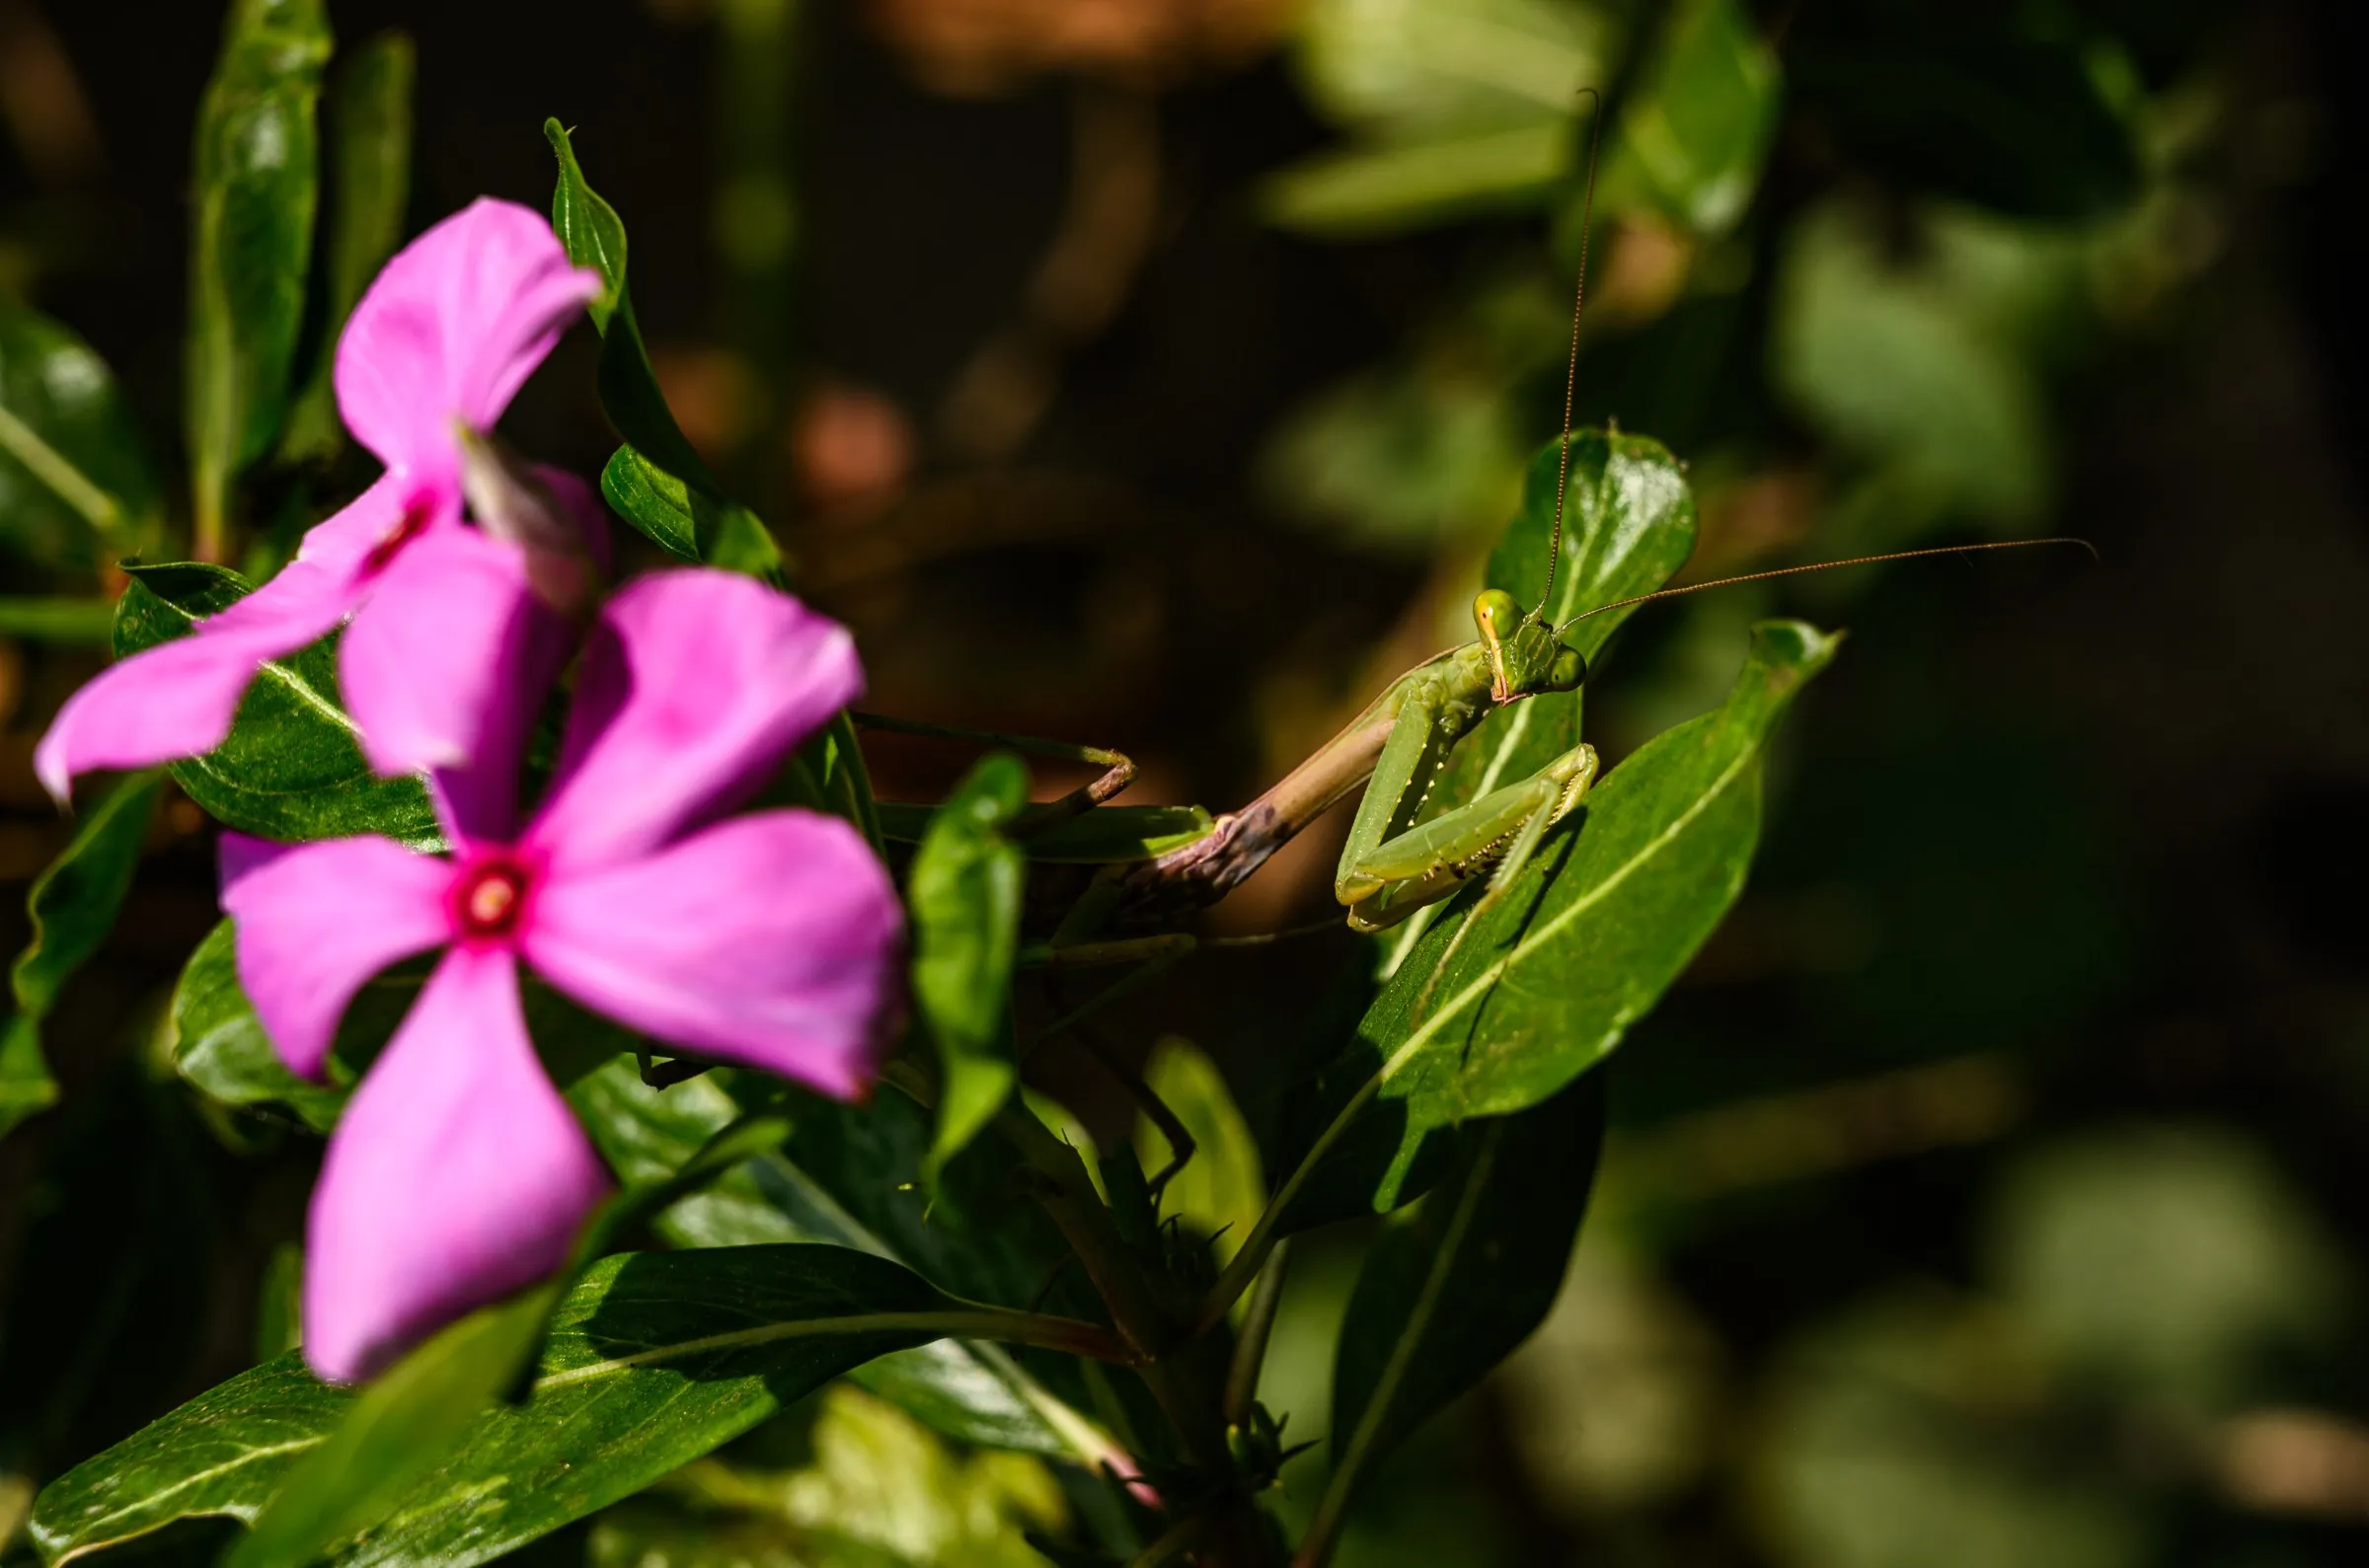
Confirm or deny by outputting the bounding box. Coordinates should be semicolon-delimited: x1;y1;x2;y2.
36;198;605;817
219;570;906;1383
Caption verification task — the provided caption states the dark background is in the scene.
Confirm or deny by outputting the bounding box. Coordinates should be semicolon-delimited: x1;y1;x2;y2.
5;0;2369;1563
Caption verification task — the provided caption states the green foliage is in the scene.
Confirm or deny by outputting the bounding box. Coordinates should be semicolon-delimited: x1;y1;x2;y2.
171;921;354;1132
1136;1039;1265;1258
188;0;330;548
1277;618;1836;1227
30;1247;960;1568
545;121;783;583
112;563;439;846
908;754;1030;1174
0;305;161;572
1316;1072;1605;1538
585;1386;1068;1568
1;771;162;1143
1588;0;1780;238
279;31;416;464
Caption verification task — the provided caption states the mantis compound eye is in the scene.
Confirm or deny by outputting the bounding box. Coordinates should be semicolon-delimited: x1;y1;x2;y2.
1546;646;1587;692
1473;588;1522;646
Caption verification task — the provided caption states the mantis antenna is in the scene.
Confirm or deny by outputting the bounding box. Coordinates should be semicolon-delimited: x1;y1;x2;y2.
1556;536;2102;632
1531;85;1608;631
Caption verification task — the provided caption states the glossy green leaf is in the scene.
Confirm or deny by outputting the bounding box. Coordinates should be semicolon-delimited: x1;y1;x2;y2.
1137;1038;1264;1259
188;0;330;544
280;31;415;464
1;769;162;1142
545;120;786;585
1792;30;2139;221
30;1246;962;1568
1274;619;1838;1226
570;1063;1103;1459
909;754;1030;1174
586;1385;1070;1568
224;1117;797;1568
0;304;161;569
1589;0;1781;238
114;563;439;846
1326;1072;1604;1486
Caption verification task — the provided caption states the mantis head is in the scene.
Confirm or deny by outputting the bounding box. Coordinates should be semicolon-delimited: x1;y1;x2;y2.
1474;588;1585;705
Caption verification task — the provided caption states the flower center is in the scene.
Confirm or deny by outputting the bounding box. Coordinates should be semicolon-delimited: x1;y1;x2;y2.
362;497;435;575
452;857;533;943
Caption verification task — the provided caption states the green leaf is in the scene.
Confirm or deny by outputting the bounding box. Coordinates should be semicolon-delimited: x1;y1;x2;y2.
279;31;415;465
1772;198;2058;536
1275;619;1838;1226
909;754;1030;1175
1588;0;1781;239
223;1118;798;1568
1136;1039;1264;1259
1293;0;1609;138
569;1062;1104;1459
586;1385;1070;1568
1262;123;1572;237
1791;30;2139;221
1327;1071;1604;1481
1;770;162;1142
113;562;439;846
0;304;161;569
30;1246;965;1568
188;0;330;546
545;120;786;584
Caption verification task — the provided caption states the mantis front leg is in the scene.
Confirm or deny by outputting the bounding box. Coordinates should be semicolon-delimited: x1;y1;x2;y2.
1337;741;1600;933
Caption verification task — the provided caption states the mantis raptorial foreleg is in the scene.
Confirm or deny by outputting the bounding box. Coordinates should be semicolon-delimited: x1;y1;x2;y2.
1337;741;1599;933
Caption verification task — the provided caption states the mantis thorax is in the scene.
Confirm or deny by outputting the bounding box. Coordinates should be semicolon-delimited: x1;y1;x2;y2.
1472;589;1585;706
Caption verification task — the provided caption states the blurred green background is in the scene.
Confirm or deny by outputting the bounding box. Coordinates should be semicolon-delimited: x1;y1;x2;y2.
6;0;2369;1563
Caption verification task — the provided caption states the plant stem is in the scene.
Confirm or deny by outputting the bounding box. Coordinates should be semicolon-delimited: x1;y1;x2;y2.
1222;1240;1290;1428
0;598;115;644
0;402;120;538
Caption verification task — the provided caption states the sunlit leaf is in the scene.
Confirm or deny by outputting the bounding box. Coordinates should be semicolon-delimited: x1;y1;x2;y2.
30;1247;963;1568
1589;0;1781;238
908;754;1030;1176
279;31;415;464
1137;1038;1264;1260
188;0;330;546
0;304;161;571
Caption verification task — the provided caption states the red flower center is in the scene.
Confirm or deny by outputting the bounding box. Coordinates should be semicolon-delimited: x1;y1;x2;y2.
362;497;435;576
452;856;533;943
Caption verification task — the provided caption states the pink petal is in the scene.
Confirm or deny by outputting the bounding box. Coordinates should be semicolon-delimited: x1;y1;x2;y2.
333;198;601;483
34;562;355;802
522;810;903;1100
218;832;456;1080
526;570;863;869
338;528;564;843
303;947;610;1382
290;472;426;578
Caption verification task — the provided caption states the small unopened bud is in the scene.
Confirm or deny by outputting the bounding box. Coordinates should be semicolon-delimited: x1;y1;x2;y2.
455;423;601;619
